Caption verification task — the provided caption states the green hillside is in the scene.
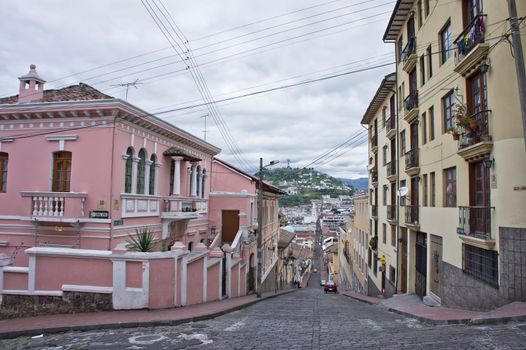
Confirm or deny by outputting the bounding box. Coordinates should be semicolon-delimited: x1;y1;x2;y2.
258;167;355;207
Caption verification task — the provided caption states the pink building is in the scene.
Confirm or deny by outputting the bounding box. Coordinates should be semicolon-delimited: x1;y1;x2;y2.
0;65;285;317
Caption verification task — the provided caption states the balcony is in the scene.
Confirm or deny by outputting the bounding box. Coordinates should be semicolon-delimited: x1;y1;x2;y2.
386;160;397;182
371;205;378;219
121;194;160;218
387;205;397;224
161;196;207;220
404;205;419;229
371;171;378;187
371;133;378;153
457;110;493;162
401;37;417;73
403;91;419;123
385;116;396;139
405;148;420;176
21;191;88;223
457;206;495;249
454;15;489;76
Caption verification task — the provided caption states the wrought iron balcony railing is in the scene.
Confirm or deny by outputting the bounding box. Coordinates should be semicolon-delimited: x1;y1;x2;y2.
405;148;419;170
454;14;486;63
401;37;416;62
457;206;493;241
386;160;396;177
387;205;396;221
404;205;419;225
371;205;378;218
404;91;419;112
458;110;492;149
385;116;396;134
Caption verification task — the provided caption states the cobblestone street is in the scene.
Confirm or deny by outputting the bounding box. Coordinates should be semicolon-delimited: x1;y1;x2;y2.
2;277;526;350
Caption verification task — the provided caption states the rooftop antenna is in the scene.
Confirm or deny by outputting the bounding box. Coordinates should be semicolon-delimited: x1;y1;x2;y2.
200;114;209;141
110;79;143;101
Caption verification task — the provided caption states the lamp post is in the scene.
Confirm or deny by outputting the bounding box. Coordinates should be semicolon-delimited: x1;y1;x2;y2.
257;158;279;298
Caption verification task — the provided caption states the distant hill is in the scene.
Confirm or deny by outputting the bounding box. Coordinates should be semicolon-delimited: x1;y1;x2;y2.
337;177;368;190
259;167;355;207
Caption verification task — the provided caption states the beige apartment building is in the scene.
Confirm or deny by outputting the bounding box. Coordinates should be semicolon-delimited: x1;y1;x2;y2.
361;73;399;298
361;0;526;310
339;193;369;294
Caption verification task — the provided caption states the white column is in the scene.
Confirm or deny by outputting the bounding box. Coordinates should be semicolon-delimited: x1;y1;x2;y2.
131;157;140;194
172;157;182;196
154;163;161;196
144;160;153;195
190;162;198;197
196;169;202;198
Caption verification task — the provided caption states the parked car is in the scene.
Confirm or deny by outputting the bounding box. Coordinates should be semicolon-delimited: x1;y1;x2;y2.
320;279;326;286
324;280;337;293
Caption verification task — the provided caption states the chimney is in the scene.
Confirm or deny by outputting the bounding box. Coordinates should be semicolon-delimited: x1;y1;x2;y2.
18;64;46;103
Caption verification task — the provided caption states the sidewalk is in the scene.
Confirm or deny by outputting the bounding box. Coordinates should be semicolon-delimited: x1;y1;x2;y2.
341;291;526;325
0;289;295;340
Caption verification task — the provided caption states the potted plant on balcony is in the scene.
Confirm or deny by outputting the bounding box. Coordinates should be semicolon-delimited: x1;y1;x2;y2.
369;236;378;251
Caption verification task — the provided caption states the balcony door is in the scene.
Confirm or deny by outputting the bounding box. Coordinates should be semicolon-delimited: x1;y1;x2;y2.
52;151;71;192
469;161;490;235
463;0;483;26
222;210;240;244
407;15;415;39
410;176;419;223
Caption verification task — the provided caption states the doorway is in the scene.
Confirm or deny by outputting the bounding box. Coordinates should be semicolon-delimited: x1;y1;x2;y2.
248;253;255;293
415;231;427;298
429;235;443;298
469;161;491;237
400;227;408;293
221;210;240;243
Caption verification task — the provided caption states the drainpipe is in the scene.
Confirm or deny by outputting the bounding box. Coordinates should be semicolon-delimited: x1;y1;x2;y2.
393;70;401;294
108;115;118;251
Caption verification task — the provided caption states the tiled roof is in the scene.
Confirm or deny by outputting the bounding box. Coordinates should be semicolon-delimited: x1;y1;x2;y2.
0;83;114;105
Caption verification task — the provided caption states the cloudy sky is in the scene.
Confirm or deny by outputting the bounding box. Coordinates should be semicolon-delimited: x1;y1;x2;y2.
0;0;396;178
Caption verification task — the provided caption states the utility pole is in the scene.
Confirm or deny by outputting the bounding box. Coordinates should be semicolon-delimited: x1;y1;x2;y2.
257;157;263;298
507;0;526;153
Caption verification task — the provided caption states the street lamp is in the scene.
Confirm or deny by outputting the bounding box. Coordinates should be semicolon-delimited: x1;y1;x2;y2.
257;158;280;298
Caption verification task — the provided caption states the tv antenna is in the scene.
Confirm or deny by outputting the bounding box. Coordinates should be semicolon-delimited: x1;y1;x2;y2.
110;79;143;101
200;114;209;141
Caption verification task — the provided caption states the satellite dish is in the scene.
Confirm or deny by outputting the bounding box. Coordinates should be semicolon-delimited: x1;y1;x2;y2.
397;187;409;197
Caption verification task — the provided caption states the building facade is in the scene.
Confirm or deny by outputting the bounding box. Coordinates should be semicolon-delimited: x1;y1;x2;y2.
360;0;526;310
361;73;399;298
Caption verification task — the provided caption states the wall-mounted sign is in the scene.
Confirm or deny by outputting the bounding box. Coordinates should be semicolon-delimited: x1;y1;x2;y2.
113;219;124;226
90;210;109;219
97;200;107;210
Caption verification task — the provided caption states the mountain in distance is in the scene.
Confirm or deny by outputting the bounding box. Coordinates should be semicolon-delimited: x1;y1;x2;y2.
260;167;355;207
337;177;368;190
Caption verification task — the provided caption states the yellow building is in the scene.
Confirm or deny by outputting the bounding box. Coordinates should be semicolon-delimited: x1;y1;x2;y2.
349;194;370;295
361;74;398;297
361;0;526;310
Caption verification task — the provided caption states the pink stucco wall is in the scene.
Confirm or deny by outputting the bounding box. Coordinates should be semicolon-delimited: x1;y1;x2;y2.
4;271;28;290
206;262;220;302
126;261;142;288
231;263;239;298
149;258;175;309
186;258;204;305
35;256;112;291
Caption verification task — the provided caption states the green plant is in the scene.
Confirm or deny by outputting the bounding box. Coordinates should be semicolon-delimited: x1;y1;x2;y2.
127;227;157;252
369;236;378;251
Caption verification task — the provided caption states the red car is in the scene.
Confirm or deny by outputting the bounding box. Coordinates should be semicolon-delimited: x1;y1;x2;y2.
324;281;337;293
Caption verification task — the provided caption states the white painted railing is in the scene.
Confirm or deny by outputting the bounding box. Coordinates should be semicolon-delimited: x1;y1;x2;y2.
121;194;160;218
21;191;87;219
162;196;208;217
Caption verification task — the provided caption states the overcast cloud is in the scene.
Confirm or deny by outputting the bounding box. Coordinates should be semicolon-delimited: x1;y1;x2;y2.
0;0;396;178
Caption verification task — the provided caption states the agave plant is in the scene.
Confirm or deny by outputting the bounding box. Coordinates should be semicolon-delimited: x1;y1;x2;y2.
127;227;157;252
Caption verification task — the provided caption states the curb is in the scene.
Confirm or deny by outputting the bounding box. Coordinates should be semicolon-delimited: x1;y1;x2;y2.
0;289;296;340
340;292;380;305
386;307;471;325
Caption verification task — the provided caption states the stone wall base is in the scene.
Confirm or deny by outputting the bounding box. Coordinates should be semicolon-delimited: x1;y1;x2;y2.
0;291;113;319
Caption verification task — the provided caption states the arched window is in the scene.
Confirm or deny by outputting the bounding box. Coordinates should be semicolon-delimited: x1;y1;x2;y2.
0;152;8;193
188;241;193;251
52;151;72;192
136;149;146;194
196;165;201;197
201;169;206;198
149;154;157;195
124;147;133;193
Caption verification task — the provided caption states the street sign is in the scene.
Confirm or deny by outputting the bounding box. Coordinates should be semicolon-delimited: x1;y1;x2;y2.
89;210;109;219
113;219;124;226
